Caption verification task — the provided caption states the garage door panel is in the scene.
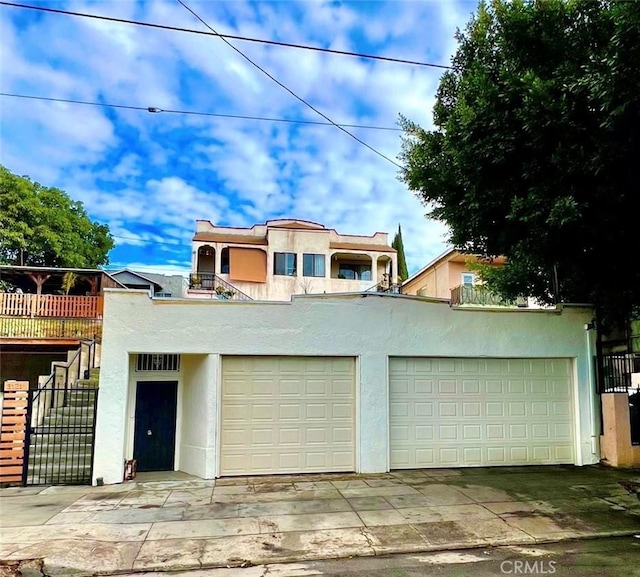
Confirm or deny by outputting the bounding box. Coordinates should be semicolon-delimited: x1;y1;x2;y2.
389;357;575;469
221;356;355;476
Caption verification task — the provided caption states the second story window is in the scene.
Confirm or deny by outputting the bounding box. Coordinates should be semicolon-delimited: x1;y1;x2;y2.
274;252;297;276
303;254;325;277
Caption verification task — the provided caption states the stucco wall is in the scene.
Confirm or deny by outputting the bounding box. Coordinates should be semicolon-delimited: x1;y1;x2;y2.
180;354;217;479
94;290;597;485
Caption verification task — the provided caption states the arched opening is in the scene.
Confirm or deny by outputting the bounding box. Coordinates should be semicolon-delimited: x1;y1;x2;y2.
197;245;215;273
331;253;373;281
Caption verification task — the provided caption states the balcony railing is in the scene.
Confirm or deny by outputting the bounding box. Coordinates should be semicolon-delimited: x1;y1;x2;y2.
0;293;103;318
188;273;253;301
450;285;519;307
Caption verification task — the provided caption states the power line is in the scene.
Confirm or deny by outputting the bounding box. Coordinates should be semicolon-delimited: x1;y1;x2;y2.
0;92;402;132
176;0;402;168
0;2;452;70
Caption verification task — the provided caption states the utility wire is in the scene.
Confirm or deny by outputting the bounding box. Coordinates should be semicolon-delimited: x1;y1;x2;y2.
0;92;402;132
0;2;452;70
176;0;402;168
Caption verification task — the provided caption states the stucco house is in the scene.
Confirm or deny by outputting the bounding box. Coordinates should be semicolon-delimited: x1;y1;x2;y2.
189;219;398;301
93;288;600;485
402;248;509;305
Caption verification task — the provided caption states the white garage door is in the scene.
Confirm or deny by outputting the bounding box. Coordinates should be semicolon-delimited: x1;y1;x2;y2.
389;357;575;468
221;356;355;476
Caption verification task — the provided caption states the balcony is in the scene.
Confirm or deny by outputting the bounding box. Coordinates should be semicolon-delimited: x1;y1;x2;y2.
188;273;252;301
450;285;521;307
0;293;103;340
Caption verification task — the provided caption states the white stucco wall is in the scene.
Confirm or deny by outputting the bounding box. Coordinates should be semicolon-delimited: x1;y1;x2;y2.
93;289;597;485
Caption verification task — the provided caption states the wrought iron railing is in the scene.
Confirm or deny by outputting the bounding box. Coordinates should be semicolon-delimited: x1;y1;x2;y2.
451;284;519;306
597;353;639;394
365;282;402;294
188;273;253;300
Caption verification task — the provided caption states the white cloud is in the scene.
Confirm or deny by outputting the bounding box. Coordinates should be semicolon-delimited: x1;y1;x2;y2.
0;0;471;275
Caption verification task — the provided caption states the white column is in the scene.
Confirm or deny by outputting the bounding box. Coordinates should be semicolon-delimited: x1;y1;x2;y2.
391;255;398;286
358;352;389;473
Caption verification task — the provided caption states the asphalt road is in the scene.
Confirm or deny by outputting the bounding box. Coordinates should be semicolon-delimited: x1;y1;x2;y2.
116;535;640;577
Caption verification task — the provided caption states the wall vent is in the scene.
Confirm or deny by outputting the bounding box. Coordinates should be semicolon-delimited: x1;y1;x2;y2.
136;354;181;372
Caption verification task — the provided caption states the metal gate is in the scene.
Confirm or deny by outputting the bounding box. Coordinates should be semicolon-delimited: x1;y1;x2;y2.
24;387;98;485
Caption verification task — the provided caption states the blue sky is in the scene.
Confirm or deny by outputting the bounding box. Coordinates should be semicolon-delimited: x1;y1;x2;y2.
1;0;478;276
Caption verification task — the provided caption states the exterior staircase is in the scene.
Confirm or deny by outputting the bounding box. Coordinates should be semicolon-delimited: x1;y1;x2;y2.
25;344;100;485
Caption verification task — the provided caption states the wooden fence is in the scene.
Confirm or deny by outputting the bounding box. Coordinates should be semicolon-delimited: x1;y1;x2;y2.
0;294;103;318
0;380;29;485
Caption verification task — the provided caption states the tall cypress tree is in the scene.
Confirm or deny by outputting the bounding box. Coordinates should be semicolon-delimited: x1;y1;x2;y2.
392;224;409;281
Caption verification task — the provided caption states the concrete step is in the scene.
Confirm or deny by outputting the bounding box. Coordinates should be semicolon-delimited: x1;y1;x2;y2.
47;406;96;417
40;416;94;426
29;453;91;474
30;432;94;444
29;452;93;467
73;378;99;388
25;471;92;485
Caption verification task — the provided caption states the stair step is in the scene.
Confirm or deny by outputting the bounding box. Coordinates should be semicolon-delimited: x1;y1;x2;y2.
48;406;95;416
41;418;94;427
74;378;99;388
30;433;94;444
29;454;92;467
89;368;100;379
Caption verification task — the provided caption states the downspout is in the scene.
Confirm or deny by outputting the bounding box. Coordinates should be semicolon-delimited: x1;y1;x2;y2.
585;321;599;461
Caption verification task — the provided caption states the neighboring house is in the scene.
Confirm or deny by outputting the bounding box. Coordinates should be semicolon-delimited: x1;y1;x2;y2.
110;269;187;298
189;219;398;301
0;265;122;390
402;248;524;306
93;287;599;485
0;265;122;485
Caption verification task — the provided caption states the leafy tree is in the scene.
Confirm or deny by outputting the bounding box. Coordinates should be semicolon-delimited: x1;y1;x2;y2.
399;0;640;330
392;224;409;281
0;165;114;268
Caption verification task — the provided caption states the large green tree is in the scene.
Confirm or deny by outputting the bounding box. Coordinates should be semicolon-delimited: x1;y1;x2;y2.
0;165;114;268
400;0;639;329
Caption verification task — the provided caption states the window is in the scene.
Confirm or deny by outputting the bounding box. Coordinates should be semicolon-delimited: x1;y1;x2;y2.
303;254;325;277
338;263;371;281
274;252;297;276
462;272;476;286
136;354;180;371
221;248;230;274
154;292;172;298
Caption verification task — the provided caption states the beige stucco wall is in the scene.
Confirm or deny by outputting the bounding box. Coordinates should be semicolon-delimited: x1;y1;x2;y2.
94;290;598;485
191;222;396;301
600;393;640;467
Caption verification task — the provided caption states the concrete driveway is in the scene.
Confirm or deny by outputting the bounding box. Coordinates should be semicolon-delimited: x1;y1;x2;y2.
1;465;640;576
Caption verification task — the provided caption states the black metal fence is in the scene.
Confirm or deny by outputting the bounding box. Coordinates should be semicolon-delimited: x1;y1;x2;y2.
24;388;98;485
597;352;640;446
21;339;100;485
597;353;638;394
450;284;520;306
188;272;253;300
